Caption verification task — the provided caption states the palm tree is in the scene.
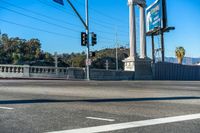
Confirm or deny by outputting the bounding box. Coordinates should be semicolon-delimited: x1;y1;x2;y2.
175;47;185;64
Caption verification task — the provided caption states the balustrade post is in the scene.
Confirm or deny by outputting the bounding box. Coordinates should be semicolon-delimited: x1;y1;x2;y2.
23;65;30;78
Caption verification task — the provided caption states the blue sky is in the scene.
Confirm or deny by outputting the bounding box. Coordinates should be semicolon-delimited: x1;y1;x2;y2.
0;0;200;57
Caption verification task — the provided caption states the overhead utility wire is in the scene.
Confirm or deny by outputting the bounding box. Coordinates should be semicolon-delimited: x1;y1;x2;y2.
38;0;129;38
0;6;80;33
0;18;79;39
0;0;82;28
39;0;128;33
37;0;76;17
75;0;128;26
91;20;129;34
0;1;128;43
38;0;128;39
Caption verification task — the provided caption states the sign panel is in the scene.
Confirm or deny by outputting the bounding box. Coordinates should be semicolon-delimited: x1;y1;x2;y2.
53;0;64;5
85;59;91;66
146;0;163;33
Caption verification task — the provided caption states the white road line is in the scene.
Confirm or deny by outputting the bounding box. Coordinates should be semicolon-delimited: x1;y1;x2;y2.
86;117;115;122
0;106;14;110
46;113;200;133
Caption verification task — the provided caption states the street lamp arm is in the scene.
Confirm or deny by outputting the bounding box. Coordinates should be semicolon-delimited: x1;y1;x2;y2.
66;0;88;30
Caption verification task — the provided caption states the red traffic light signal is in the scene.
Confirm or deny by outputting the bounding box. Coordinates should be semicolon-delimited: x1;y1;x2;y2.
81;32;88;46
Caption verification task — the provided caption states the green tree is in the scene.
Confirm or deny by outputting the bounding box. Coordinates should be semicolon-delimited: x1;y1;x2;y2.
175;46;185;64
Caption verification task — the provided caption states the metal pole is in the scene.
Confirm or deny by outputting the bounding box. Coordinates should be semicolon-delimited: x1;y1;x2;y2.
106;60;109;70
151;35;155;64
85;0;90;80
0;30;2;45
115;32;119;71
54;52;58;75
65;0;89;80
161;31;165;62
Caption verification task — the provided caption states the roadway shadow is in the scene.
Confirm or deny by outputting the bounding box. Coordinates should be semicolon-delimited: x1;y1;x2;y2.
0;96;200;105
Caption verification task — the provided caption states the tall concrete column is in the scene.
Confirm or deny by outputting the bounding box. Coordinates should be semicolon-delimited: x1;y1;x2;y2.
128;0;136;60
139;6;147;59
124;0;146;72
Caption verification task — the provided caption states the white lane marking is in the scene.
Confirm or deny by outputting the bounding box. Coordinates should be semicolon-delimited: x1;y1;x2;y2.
0;106;14;110
46;113;200;133
86;117;115;122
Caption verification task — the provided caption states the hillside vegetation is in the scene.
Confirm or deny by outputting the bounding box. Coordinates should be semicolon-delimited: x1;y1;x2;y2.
0;33;129;70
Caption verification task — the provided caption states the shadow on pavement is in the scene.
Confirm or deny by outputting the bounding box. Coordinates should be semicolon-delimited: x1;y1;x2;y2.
0;96;200;104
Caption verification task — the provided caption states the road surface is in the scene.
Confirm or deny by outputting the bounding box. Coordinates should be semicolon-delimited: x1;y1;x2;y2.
0;80;200;133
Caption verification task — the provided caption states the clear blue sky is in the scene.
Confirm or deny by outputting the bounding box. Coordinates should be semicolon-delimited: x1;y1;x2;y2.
0;0;200;57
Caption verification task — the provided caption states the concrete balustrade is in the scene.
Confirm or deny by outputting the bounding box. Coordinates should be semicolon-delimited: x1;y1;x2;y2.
29;66;69;79
0;65;24;78
0;64;135;80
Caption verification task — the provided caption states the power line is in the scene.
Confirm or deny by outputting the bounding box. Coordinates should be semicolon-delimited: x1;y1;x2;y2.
0;18;79;39
37;0;129;37
0;2;128;39
0;18;123;45
0;6;80;33
75;0;128;26
94;28;128;37
0;0;82;28
90;20;129;34
73;0;129;33
98;35;128;44
37;0;76;18
0;1;128;46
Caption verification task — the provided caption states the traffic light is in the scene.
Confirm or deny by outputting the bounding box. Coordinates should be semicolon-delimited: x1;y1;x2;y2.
91;32;97;46
91;52;96;57
81;32;88;46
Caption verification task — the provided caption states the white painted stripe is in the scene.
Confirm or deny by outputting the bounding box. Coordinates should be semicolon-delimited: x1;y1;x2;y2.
0;106;14;110
46;113;200;133
86;117;115;122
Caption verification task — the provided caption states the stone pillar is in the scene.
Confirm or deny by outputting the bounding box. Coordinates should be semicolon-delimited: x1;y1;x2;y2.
139;5;147;59
123;0;137;71
129;0;136;59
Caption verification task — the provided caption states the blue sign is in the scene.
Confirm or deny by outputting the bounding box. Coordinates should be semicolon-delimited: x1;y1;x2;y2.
146;0;163;33
53;0;64;5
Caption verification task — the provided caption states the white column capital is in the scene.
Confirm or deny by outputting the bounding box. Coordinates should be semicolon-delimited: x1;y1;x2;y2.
128;0;146;6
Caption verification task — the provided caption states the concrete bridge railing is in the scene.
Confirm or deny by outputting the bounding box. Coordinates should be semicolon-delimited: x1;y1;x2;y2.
0;64;85;79
0;64;24;78
0;64;135;80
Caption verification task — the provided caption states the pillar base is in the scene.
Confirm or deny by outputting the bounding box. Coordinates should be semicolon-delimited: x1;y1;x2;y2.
123;56;136;71
134;58;153;80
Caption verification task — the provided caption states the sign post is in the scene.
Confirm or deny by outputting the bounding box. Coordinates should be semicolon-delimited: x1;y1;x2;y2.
146;0;174;62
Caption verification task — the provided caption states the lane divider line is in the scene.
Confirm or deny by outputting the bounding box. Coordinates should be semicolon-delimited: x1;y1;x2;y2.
0;106;14;110
46;113;200;133
86;117;115;122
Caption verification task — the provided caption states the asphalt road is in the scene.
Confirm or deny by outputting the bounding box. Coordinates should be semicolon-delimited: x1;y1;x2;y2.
0;80;200;133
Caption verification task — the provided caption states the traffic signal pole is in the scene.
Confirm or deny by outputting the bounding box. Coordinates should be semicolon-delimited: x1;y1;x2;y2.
66;0;90;80
85;0;90;80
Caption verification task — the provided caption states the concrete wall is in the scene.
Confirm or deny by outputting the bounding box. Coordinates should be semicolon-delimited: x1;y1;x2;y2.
153;62;200;80
135;59;152;80
90;69;134;80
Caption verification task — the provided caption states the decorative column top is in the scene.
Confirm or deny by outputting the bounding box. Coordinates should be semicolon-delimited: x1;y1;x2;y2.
128;0;146;7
